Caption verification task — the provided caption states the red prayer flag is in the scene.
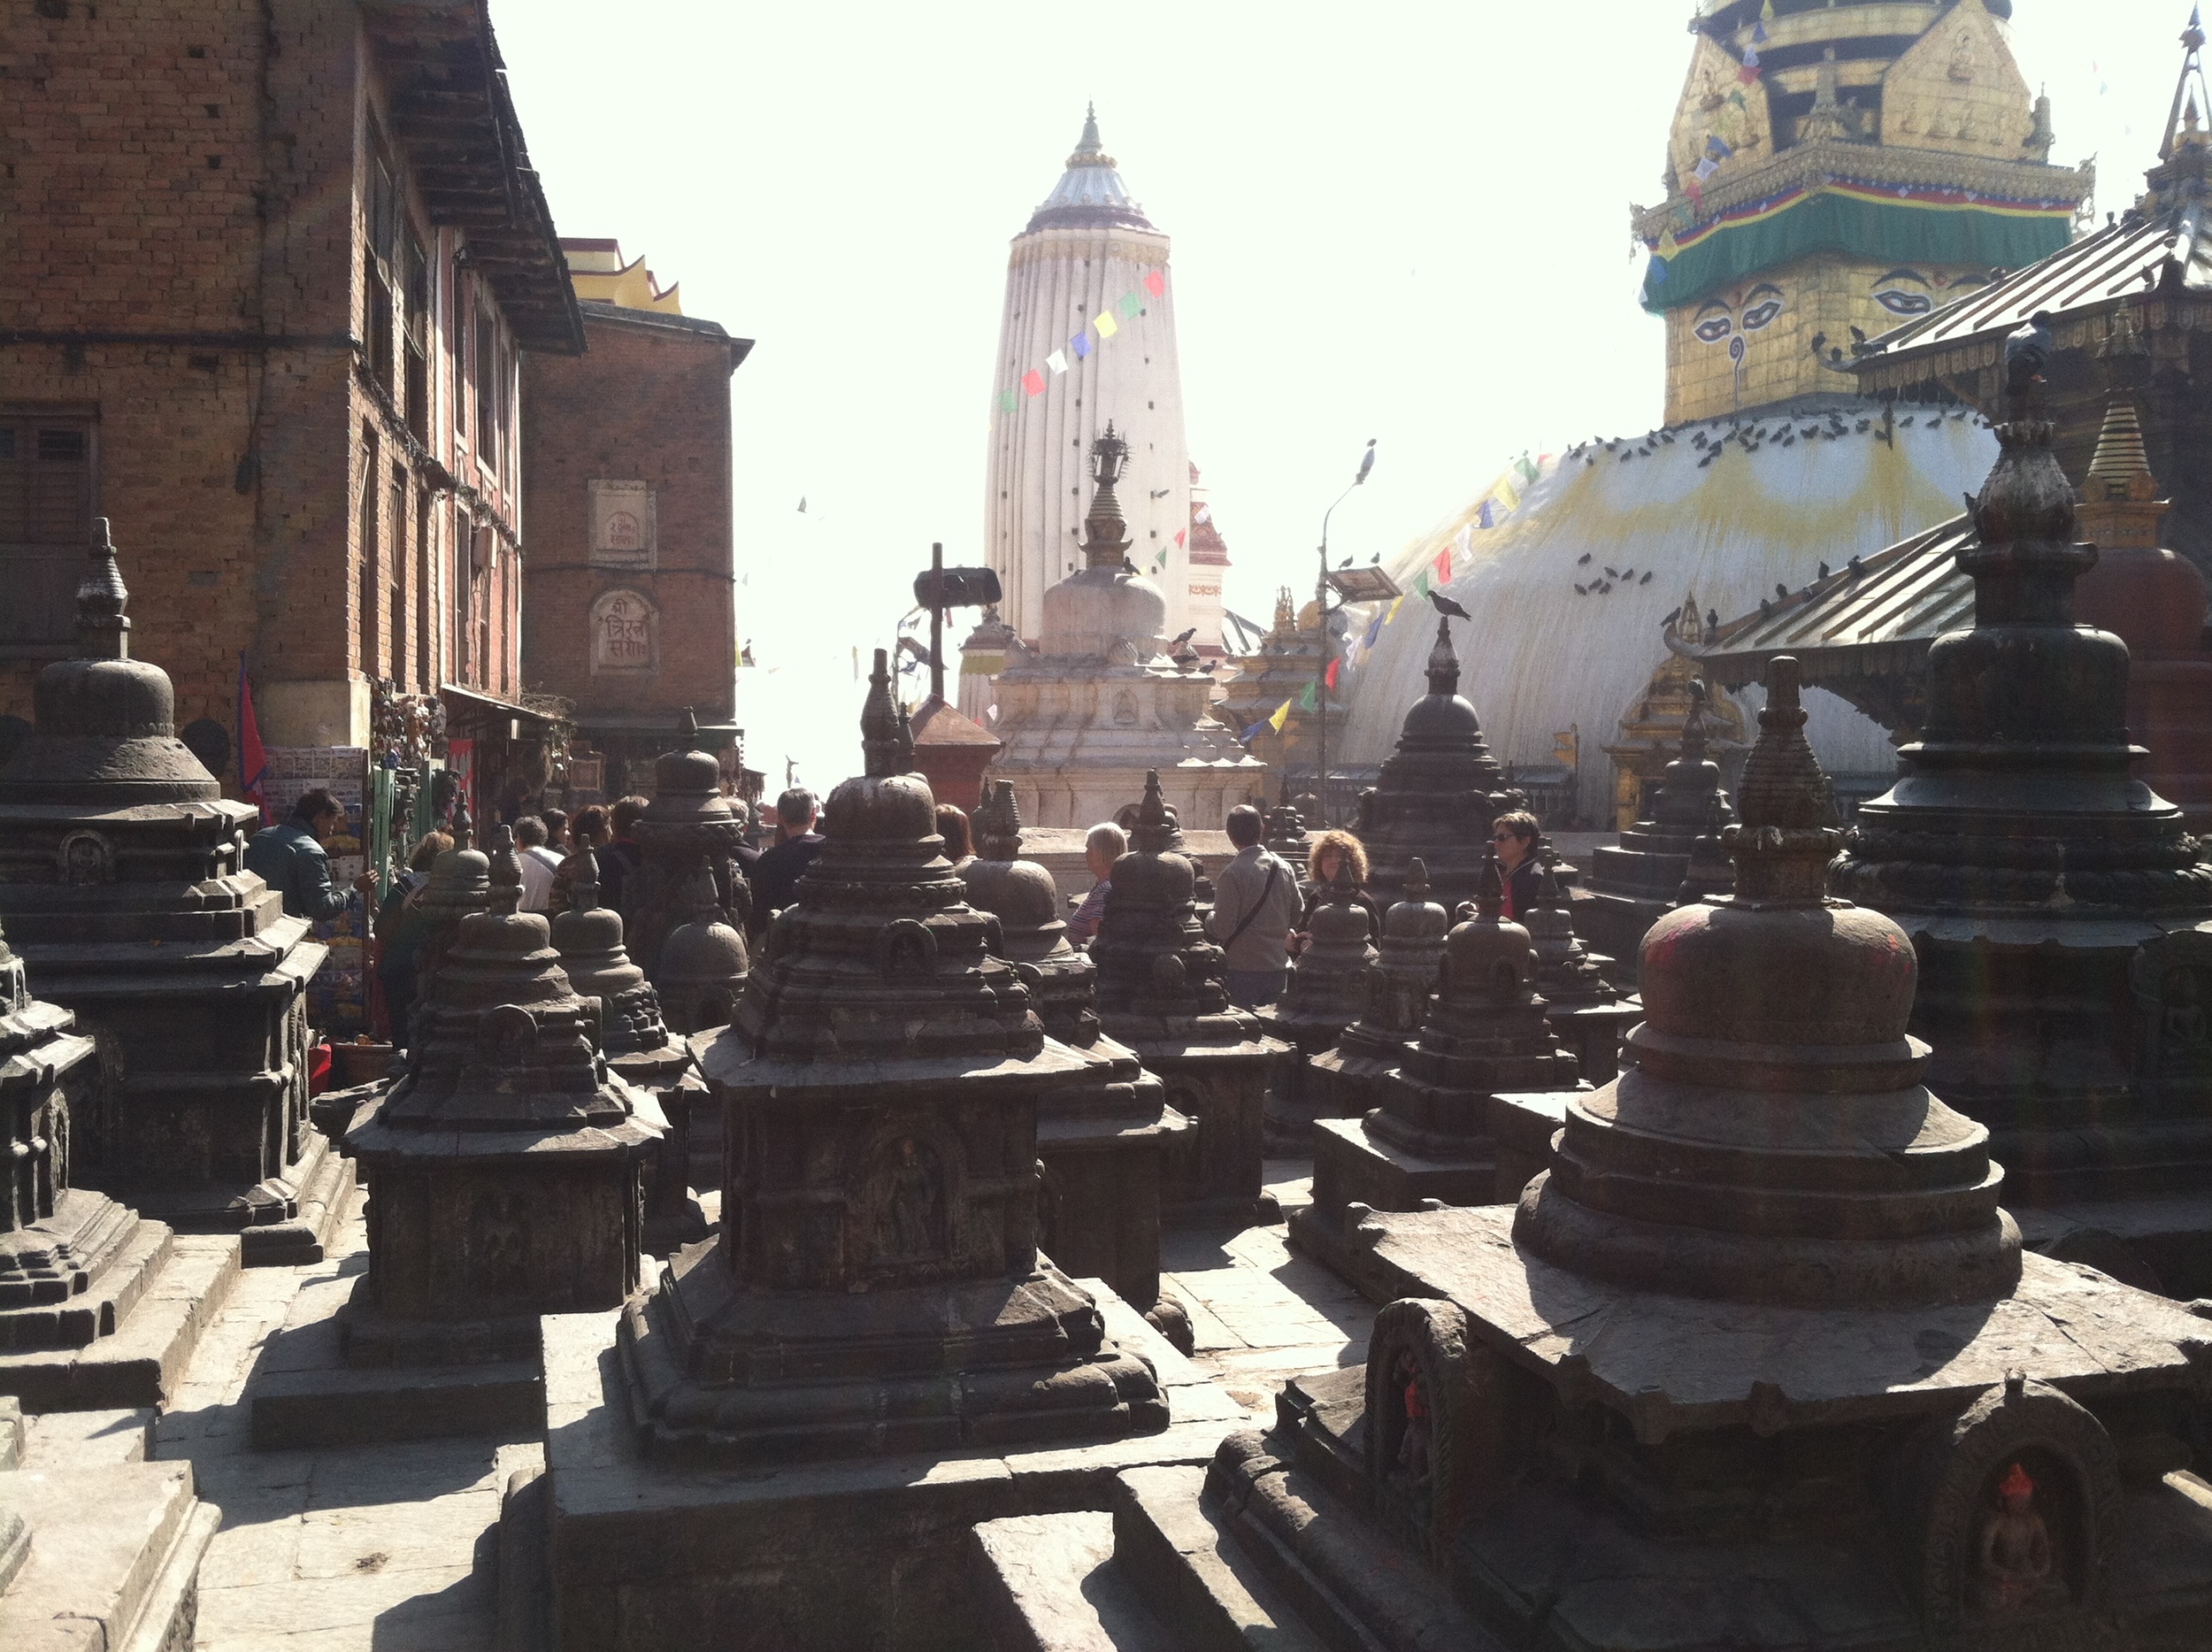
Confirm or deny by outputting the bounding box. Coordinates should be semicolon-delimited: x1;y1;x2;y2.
1022;369;1045;396
1175;529;1187;548
1144;269;1165;298
1325;656;1341;689
1432;546;1453;583
236;651;270;826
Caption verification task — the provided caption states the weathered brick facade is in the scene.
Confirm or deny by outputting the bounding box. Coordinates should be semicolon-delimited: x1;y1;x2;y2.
520;281;748;793
0;0;580;766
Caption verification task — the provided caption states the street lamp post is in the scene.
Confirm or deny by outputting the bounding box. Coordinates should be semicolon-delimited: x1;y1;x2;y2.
1312;439;1376;827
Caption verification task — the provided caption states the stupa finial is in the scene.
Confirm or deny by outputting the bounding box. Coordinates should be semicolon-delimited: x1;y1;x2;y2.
76;518;131;662
1475;844;1504;921
1405;856;1431;903
894;694;916;775
488;824;524;916
1680;679;1711;763
1131;769;1174;855
977;779;1024;862
861;648;902;778
451;798;473;852
1424;616;1461;697
572;847;603;913
681;705;702;750
1722;657;1839;906
1068;102;1111;167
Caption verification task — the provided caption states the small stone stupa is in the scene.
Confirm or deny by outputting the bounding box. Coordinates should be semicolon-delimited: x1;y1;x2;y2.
1262;775;1310;875
1308;855;1448;1126
0;522;342;1266
1259;855;1376;1153
621;653;1166;1463
1355;617;1506;911
654;855;749;1038
627;710;750;985
551;849;709;1246
1294;848;1583;1295
0;907;179;1410
987;426;1264;829
958;779;1193;1352
1833;408;2212;1294
1077;657;2212;1652
1525;849;1639;1085
319;830;664;1421
1093;770;1289;1226
1577;677;1738;986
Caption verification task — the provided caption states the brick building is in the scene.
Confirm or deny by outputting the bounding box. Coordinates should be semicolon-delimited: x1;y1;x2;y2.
520;241;750;799
0;0;580;795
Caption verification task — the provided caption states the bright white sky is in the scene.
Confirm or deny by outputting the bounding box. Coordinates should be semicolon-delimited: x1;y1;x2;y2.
496;0;2194;792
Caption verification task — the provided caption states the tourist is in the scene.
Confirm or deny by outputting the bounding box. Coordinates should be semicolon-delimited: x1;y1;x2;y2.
549;804;611;916
599;795;649;915
1492;811;1544;920
749;788;823;932
729;799;762;876
513;816;562;913
541;807;570;853
245;788;376;922
1209;803;1302;1009
1065;821;1126;946
373;832;450;1050
1293;829;1378;956
937;803;973;872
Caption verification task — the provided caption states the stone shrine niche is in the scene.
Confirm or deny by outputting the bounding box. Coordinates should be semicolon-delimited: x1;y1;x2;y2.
589;588;657;676
588;480;655;569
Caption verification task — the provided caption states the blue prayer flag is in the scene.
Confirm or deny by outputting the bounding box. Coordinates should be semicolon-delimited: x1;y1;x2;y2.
1071;334;1092;360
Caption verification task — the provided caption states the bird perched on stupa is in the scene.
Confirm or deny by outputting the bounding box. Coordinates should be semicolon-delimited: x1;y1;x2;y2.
2005;310;2056;405
1427;589;1471;621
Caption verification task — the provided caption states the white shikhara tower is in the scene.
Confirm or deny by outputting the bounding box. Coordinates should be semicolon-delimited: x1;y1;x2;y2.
986;108;1193;647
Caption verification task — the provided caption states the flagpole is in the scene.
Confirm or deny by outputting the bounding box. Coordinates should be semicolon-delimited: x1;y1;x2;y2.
1313;441;1376;827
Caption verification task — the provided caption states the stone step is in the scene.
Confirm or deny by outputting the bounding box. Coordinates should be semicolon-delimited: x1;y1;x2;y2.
0;1459;219;1652
969;1510;1178;1652
250;1357;544;1449
1108;1464;1336;1652
0;1230;240;1412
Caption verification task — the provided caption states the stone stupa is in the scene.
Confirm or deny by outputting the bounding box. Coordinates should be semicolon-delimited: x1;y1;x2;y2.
1016;656;2212;1651
957;778;1193;1352
1262;774;1310;875
1355;615;1506;911
1576;675;1737;986
620;652;1166;1463
0;521;342;1266
255;830;665;1447
987;426;1264;830
1258;854;1376;1153
1093;769;1289;1226
626;709;750;986
1833;407;2212;1294
1294;846;1584;1296
654;854;749;1039
1308;854;1448;1126
1525;848;1640;1085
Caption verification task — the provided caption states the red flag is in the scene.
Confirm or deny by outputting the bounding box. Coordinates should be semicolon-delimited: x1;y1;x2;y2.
1325;655;1341;689
1432;546;1453;583
1144;269;1165;298
236;652;270;826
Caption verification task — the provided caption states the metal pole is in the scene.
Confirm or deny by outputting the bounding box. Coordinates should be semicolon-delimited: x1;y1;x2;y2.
928;542;946;703
1314;530;1330;827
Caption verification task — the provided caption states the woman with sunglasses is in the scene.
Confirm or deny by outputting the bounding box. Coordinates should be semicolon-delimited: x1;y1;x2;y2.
1490;811;1544;922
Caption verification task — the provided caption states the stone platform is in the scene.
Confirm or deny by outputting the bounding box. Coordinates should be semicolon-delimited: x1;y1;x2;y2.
527;1276;1250;1652
99;1125;357;1269
0;1227;239;1412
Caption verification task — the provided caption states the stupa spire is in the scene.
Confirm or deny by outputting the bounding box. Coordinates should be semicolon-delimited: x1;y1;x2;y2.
1424;617;1460;697
1069;101;1110;166
861;648;902;779
2163;5;2212;161
75;517;130;661
1082;424;1133;569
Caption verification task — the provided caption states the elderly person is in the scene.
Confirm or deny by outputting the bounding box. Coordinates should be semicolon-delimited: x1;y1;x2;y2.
1209;804;1302;1009
1065;821;1126;947
1490;810;1545;920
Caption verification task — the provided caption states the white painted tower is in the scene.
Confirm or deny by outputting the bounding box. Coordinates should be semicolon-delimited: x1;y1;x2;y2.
985;107;1193;648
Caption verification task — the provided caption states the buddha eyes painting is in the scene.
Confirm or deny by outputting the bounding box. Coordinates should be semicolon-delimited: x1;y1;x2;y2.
1692;283;1787;360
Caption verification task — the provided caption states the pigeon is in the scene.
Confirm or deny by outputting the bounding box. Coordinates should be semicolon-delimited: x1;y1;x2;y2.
1171;626;1197;647
1901;415;1916;427
1801;426;1818;438
1663;606;1681;626
1600;582;1615;595
1848;555;1863;575
1370;552;1381;564
1575;583;1588;595
1640;571;1654;584
1693;433;1709;449
1699;452;1717;467
1776;582;1790;600
1198;661;1217;674
1849;326;1868;346
1661;432;1675;445
1339;557;1353;569
1604;567;1619;579
1857;419;1871;433
1578;553;1593;565
1817;562;1830;580
1760;598;1773;617
1122;558;1141;576
1427;589;1472;621
2003;311;2056;399
1708;608;1719;630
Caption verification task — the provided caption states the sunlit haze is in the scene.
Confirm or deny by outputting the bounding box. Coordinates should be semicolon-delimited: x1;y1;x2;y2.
495;0;2193;791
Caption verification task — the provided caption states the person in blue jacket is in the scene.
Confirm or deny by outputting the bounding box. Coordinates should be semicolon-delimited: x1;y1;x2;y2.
244;788;377;921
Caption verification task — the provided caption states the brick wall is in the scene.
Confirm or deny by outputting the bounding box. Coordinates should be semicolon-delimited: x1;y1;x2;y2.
519;310;739;730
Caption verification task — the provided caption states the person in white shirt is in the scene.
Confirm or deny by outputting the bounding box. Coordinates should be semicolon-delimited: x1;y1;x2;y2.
513;815;564;913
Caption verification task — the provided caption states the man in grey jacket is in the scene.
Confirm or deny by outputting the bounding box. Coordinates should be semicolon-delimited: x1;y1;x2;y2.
1208;804;1301;1010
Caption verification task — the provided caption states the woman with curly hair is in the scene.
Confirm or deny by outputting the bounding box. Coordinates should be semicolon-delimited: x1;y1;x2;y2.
1292;828;1379;955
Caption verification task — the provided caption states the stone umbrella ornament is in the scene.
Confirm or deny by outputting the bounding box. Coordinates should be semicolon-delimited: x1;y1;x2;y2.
1524;846;1640;1088
1309;855;1449;1126
1354;616;1508;911
1578;675;1737;987
1833;406;2212;1295
628;708;750;989
257;828;666;1446
1106;656;2212;1650
552;848;710;1248
958;779;1194;1352
620;651;1166;1464
1259;850;1378;1153
0;520;342;1267
1293;844;1583;1298
1093;769;1290;1226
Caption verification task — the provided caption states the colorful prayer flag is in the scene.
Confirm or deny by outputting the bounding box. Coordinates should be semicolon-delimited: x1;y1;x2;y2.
1752;19;1767;43
1413;570;1432;599
1760;0;1774;18
1739;44;1761;83
1386;594;1405;623
1686;178;1705;209
1298;681;1318;712
1479;499;1499;530
1144;269;1165;298
1118;292;1141;319
1022;369;1045;396
1325;657;1341;689
1432;546;1454;583
997;389;1017;413
1046;350;1068;374
1363;615;1383;648
1694;156;1719;182
1175;528;1187;549
237;652;269;826
1240;719;1271;743
1268;699;1294;733
1707;134;1734;159
1154;548;1170;571
1071;333;1092;360
1094;311;1118;339
1517;455;1540;483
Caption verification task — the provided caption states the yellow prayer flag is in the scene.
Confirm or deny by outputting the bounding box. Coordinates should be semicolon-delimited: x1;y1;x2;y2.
1094;311;1119;339
1386;595;1405;623
1267;699;1293;733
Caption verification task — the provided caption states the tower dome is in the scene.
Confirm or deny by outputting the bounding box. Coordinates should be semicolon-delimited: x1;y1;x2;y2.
1026;103;1153;233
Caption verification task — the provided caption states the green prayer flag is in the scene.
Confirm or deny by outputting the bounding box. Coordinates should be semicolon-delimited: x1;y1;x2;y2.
1118;292;1141;319
1413;570;1432;598
997;389;1017;413
1298;681;1318;712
